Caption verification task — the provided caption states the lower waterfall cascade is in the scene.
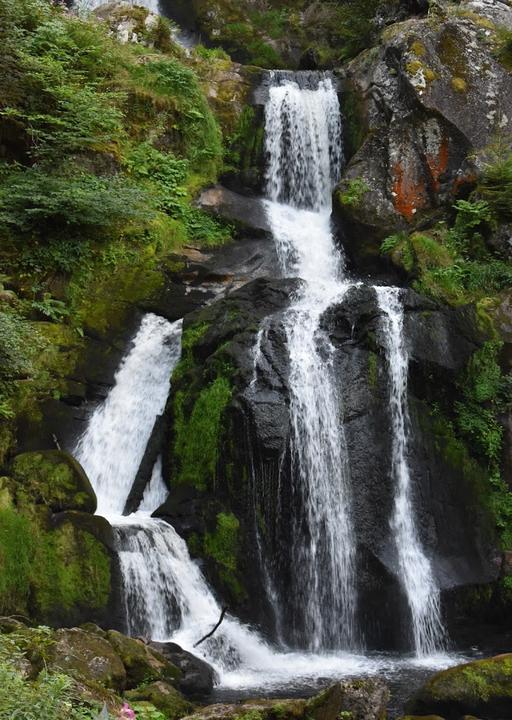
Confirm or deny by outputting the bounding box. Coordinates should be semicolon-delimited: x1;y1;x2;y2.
71;70;460;694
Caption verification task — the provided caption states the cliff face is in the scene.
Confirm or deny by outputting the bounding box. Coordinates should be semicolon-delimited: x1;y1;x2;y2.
1;0;511;645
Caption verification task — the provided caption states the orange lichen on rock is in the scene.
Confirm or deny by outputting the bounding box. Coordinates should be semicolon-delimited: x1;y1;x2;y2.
391;161;429;220
426;134;449;193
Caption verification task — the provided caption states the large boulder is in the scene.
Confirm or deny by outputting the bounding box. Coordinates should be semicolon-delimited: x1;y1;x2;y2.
337;0;512;267
149;642;216;696
48;627;127;691
11;450;96;514
106;630;181;689
182;679;389;720
407;654;512;719
307;678;389;720
126;680;193;720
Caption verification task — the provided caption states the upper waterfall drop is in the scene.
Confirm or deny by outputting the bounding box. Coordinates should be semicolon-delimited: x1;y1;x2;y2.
375;286;446;656
263;72;358;651
75;314;183;517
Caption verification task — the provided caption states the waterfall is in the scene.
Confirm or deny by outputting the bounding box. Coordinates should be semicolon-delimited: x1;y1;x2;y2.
375;286;446;656
263;73;358;650
75;314;182;516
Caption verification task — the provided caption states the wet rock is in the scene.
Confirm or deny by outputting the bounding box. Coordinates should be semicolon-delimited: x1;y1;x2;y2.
337;1;512;264
197;186;271;234
408;654;512;719
106;630;181;689
48;628;127;691
10;450;96;514
182;699;307;720
149;641;216;696
126;680;193;720
307;678;390;720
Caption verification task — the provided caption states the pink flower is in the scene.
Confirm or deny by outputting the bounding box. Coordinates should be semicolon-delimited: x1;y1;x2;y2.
120;703;136;720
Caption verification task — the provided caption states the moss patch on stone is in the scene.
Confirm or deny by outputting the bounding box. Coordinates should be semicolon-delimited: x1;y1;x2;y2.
11;450;96;514
204;511;244;600
173;376;233;492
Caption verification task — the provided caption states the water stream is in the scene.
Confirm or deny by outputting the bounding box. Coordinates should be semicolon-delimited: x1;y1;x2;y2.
72;71;454;702
375;287;446;656
264;73;357;650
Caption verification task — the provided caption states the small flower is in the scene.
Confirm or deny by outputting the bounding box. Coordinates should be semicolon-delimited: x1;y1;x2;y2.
120;703;136;720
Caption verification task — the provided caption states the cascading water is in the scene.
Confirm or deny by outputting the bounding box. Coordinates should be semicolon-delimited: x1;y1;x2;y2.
263;73;358;650
72;72;457;696
75;314;182;516
75;310;386;688
375;286;446;656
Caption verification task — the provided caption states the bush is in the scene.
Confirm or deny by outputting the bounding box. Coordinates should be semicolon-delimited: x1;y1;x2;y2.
0;165;151;233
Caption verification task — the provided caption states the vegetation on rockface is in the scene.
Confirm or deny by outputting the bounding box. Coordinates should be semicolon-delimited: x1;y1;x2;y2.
408;653;512;718
381;149;512;554
0;0;231;442
190;0;417;68
204;511;244;599
0;623;188;720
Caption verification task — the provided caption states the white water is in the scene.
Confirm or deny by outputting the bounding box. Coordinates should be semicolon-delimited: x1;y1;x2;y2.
75;314;182;515
73;310;412;685
75;0;162;14
375;286;446;656
71;73;457;692
263;74;358;650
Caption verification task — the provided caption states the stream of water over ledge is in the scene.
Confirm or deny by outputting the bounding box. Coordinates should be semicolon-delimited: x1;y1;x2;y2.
71;70;476;713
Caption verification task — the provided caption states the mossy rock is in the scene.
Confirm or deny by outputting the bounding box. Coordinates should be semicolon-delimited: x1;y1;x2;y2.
48;627;127;691
31;512;114;624
408;654;512;719
181;699;306;720
126;680;193;720
11;450;96;514
306;678;389;720
106;630;181;689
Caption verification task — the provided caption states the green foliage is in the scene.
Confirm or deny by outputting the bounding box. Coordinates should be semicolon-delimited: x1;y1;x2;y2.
131;704;167;720
380;233;404;254
0;164;151;233
338;178;369;207
455;341;507;463
0;631;100;720
478;148;512;221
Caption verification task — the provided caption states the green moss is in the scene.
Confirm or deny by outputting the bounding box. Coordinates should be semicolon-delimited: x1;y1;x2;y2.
204;512;244;600
451;76;467;92
11;451;95;513
173;376;233;491
368;352;379;389
32;522;111;615
181;322;209;355
0;506;32;614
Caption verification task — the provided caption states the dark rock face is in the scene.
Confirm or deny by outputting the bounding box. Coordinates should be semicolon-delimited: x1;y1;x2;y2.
168;281;497;649
336;1;512;267
149;642;216;696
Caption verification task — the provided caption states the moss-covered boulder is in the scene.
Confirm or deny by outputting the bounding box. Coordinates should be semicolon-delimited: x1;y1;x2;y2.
48;627;127;691
106;630;181;689
182;680;389;720
337;1;512;264
11;450;96;514
408;654;512;719
126;680;193;720
182;699;307;720
307;678;389;720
